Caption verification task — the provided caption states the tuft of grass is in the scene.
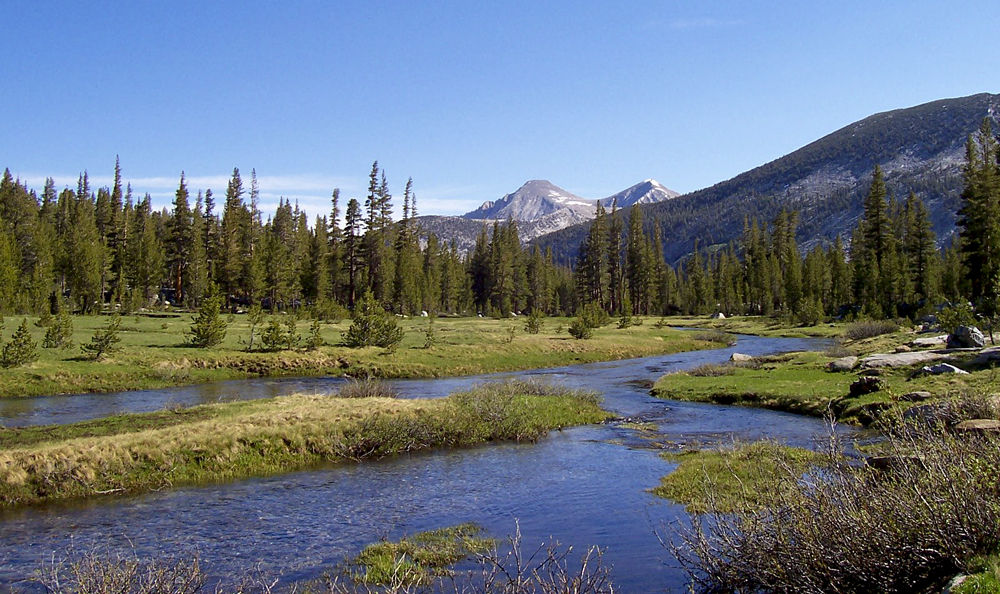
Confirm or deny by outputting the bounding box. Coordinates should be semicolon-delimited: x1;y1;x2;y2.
653;441;820;513
955;555;1000;594
352;523;496;586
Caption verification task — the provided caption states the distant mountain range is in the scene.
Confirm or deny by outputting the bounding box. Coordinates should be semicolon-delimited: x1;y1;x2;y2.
532;92;1000;264
416;179;678;253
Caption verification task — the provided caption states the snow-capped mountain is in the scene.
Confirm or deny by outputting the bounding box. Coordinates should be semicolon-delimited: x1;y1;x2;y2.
461;180;597;221
599;179;680;208
416;178;678;254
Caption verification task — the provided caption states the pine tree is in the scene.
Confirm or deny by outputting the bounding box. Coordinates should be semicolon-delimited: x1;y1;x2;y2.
42;309;74;349
344;198;363;307
1;318;37;367
81;314;122;360
188;283;227;347
575;203;607;307
167;173;193;305
606;199;624;314
343;289;404;350
220;168;246;302
957;118;1000;318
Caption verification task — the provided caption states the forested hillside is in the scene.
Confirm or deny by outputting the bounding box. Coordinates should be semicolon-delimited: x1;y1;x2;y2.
534;93;1000;265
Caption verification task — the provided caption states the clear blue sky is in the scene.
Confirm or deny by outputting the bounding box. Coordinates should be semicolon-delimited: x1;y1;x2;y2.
2;1;996;218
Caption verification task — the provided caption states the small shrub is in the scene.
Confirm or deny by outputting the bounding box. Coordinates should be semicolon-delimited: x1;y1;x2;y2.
692;330;736;346
797;296;824;326
579;302;611;328
283;316;299;350
260;318;286;352
939;302;977;334
503;324;517;343
423;315;436;349
42;310;74;350
687;363;737;377
35;311;54;328
568;318;594;339
844;319;899;341
524;310;544;334
2;319;38;367
617;300;634;329
337;378;398;399
304;319;324;351
81;315;122;361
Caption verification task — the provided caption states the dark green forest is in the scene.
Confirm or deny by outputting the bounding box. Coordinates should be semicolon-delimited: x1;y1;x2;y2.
1;120;998;329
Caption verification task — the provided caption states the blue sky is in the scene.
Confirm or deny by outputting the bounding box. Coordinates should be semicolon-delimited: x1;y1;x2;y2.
2;1;996;218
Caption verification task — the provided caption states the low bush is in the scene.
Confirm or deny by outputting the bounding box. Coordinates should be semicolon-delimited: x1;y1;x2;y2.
691;330;736;346
687;363;737;377
672;414;1000;593
844;319;899;341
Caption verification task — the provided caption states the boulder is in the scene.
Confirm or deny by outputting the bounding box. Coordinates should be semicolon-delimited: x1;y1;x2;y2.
946;325;986;349
903;402;952;426
909;334;948;349
711;312;726;319
893;345;912;353
920;363;969;375
729;353;754;363
953;419;1000;434
827;356;858;372
860;351;949;369
849;375;885;398
899;391;933;402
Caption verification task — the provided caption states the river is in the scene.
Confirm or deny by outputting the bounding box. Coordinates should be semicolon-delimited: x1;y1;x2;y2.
0;334;848;592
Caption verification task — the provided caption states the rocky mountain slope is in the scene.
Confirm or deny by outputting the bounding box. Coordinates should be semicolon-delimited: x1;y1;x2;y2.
416;178;678;253
532;92;1000;264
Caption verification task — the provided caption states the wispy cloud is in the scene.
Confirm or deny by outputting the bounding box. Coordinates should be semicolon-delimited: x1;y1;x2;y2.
10;171;482;219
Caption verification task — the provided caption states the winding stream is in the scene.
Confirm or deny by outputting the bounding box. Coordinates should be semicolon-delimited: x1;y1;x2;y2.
0;335;850;592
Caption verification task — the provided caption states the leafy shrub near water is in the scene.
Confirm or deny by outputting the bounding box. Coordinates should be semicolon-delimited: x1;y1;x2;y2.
691;330;736;346
844;319;899;341
673;404;1000;593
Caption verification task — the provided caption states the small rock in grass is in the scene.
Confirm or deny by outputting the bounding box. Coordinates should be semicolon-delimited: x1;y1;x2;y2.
729;353;753;362
827;356;858;372
899;391;932;402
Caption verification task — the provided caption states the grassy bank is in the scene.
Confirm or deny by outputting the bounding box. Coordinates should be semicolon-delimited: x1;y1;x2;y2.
0;380;611;508
664;314;845;338
0;314;716;398
350;523;495;586
652;323;999;425
652;442;820;513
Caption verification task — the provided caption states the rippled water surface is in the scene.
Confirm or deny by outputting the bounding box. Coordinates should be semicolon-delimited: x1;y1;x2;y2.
0;335;848;592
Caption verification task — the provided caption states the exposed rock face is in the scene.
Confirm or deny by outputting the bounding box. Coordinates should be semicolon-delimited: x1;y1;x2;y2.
973;346;1000;366
953;419;1000;433
947;326;986;349
827;356;859;372
910;334;948;349
860;351;950;369
920;363;969;375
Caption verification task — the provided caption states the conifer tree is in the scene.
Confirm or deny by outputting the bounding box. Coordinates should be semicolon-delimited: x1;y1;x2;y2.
188;283;227;347
957;118;1000;317
2;318;37;367
344;198;363;307
575;203;607;307
167;173;193;305
606;199;624;314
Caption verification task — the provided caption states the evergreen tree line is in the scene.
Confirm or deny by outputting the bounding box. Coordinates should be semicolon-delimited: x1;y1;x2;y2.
573;119;1000;324
0;160;575;318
